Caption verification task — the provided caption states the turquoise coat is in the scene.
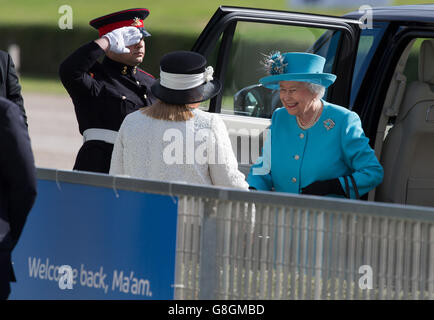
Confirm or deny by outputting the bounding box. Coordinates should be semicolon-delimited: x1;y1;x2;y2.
247;101;383;199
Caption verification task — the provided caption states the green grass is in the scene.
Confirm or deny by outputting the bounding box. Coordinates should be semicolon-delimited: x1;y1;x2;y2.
0;0;426;34
20;76;67;95
10;0;429;94
0;0;288;34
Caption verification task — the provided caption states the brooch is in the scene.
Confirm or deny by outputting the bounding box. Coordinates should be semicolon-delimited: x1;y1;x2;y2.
323;119;335;130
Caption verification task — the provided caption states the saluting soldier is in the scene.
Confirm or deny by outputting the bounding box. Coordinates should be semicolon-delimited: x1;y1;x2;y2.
59;8;156;173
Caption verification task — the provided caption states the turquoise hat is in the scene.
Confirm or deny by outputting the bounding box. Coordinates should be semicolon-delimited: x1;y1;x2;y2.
259;52;337;90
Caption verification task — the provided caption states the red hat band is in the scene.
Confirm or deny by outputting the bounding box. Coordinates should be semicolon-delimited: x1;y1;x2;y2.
98;18;144;37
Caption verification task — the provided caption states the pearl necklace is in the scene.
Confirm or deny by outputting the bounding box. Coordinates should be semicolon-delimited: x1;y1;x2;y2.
296;104;322;130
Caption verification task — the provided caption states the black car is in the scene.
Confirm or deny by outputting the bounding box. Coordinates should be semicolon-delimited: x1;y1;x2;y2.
192;4;434;207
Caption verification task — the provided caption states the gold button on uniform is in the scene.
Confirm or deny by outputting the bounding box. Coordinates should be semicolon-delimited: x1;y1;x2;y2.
299;133;304;139
292;177;297;183
294;155;300;160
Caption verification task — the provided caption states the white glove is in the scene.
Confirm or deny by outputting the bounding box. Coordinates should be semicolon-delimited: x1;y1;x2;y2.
103;27;142;54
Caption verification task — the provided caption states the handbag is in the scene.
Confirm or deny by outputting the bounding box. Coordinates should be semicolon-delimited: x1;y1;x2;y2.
343;175;360;200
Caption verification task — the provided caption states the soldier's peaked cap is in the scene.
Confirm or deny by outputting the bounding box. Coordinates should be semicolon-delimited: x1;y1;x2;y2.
89;8;151;38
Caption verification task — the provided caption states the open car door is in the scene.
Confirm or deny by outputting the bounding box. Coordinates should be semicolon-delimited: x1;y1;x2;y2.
192;6;362;175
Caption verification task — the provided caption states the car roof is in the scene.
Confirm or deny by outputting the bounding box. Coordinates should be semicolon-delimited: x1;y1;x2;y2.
344;5;434;23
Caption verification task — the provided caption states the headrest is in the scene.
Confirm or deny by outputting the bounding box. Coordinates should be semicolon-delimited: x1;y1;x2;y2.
419;39;434;84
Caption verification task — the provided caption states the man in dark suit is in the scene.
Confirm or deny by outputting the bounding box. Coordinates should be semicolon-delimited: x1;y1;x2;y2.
0;97;37;300
0;50;27;126
59;8;156;174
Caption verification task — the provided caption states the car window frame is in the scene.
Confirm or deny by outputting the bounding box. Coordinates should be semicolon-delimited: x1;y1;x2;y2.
192;6;362;114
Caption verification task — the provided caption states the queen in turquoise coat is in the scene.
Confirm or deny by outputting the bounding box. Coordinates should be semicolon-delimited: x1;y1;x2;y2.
247;52;383;199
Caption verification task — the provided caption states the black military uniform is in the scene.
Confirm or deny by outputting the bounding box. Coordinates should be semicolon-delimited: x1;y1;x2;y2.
59;8;156;173
0;50;27;126
0;98;37;299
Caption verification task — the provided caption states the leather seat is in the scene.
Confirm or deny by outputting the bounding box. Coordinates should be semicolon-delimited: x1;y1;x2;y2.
376;39;434;206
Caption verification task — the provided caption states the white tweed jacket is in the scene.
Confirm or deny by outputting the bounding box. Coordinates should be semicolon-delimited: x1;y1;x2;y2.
109;108;249;190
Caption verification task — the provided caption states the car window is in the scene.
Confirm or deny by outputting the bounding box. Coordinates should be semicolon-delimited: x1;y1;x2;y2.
307;29;341;100
350;23;387;107
308;29;340;74
204;21;342;119
199;33;223;112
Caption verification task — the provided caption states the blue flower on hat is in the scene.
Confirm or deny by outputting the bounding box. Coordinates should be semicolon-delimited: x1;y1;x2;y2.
259;52;337;90
262;51;287;75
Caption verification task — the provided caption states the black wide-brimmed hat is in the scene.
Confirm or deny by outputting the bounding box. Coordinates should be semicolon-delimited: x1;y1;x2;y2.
151;51;221;105
89;8;151;38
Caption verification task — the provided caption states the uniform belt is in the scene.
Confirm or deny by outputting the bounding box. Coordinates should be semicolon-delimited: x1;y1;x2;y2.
83;129;118;144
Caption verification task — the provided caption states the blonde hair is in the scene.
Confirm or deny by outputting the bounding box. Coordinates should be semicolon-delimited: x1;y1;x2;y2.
140;100;194;121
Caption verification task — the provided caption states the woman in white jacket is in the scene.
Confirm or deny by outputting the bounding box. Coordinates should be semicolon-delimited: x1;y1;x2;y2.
109;51;248;190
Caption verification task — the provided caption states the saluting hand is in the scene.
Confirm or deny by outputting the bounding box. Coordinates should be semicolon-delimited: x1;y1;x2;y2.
103;27;142;54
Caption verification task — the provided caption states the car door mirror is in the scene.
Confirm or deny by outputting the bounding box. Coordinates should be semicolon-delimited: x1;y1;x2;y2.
234;84;282;118
234;84;275;118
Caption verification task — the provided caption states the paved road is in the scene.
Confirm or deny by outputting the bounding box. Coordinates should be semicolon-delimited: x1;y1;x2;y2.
24;92;82;170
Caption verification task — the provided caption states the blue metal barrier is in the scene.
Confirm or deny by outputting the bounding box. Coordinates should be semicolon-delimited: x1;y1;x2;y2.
8;168;434;299
10;177;178;300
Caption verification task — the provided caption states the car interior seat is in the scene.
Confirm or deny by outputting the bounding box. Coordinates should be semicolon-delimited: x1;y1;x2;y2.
369;40;413;201
376;39;434;206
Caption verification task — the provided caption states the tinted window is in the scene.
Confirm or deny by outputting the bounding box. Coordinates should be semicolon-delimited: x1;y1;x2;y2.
206;22;343;119
308;29;341;99
350;23;387;107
